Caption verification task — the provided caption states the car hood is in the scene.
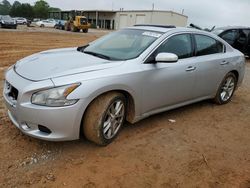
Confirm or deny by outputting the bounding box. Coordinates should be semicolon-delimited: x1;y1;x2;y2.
14;47;123;81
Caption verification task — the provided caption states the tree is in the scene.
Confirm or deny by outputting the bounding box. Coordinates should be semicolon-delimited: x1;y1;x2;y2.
0;0;11;15
2;0;11;9
20;3;34;18
49;7;61;12
9;1;21;16
9;1;34;18
1;0;60;19
33;0;49;19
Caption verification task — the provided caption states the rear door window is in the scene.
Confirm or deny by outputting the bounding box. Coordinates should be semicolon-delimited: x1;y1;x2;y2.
194;34;224;56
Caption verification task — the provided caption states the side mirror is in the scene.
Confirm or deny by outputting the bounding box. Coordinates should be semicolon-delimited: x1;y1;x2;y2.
155;53;178;63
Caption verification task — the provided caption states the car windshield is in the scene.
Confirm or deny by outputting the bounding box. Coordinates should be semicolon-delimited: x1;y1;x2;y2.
2;15;12;20
212;29;225;35
83;29;163;61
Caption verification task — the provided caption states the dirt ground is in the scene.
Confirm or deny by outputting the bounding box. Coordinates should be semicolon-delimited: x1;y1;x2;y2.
0;27;249;188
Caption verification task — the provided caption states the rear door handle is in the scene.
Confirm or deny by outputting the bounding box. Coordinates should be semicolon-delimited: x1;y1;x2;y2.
186;66;196;72
220;61;229;65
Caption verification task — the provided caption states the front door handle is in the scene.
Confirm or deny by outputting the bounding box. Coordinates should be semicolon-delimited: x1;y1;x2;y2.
186;66;196;72
220;61;229;65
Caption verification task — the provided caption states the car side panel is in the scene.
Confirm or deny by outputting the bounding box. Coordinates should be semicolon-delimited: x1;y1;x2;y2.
141;58;196;114
191;53;227;98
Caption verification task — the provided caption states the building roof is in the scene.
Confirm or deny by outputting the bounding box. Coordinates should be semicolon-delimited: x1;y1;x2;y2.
48;9;187;18
117;10;187;18
48;10;116;13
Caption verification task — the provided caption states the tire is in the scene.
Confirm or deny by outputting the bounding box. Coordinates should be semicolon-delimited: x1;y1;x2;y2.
71;25;78;32
214;72;237;105
83;29;88;33
64;25;68;31
40;24;44;28
83;92;126;146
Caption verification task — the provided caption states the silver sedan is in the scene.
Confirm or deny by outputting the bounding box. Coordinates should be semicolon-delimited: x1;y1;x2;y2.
3;25;245;145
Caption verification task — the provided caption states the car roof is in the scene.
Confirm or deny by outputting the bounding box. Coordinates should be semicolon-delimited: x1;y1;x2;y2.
214;26;250;31
127;25;206;34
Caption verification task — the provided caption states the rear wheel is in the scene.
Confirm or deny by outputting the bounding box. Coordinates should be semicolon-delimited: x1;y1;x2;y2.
40;24;44;28
83;29;88;33
83;92;126;146
214;72;237;104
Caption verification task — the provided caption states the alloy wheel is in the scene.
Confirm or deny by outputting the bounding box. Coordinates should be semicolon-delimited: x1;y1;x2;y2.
220;76;235;102
103;99;125;139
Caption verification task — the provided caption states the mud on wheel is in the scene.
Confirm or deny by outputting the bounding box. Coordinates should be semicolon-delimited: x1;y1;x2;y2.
83;92;126;146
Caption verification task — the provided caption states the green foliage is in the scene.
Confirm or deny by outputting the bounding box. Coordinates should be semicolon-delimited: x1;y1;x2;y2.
9;1;21;16
0;0;11;15
19;3;34;18
33;0;49;19
1;0;60;19
2;0;11;9
49;7;61;12
10;1;34;18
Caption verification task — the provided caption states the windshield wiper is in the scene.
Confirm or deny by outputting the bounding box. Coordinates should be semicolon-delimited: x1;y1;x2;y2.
84;51;112;60
77;44;89;52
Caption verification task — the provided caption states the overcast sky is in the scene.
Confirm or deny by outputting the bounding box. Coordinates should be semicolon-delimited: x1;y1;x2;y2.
7;0;250;28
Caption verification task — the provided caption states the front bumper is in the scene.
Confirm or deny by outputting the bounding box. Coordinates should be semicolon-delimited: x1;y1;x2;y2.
1;23;16;28
3;68;85;141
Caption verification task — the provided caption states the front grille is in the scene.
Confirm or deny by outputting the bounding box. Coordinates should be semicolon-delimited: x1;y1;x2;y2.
5;81;19;101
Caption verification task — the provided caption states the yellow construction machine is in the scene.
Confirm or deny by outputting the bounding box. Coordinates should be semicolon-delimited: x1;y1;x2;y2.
65;15;90;33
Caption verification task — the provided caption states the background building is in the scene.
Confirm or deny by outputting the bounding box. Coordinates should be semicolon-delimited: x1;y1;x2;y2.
49;9;188;30
116;10;187;29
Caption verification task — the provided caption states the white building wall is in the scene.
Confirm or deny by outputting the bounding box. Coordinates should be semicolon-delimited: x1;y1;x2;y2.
151;12;187;26
115;11;188;30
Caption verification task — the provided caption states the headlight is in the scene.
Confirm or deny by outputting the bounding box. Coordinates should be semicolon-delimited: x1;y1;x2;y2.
1;20;5;24
31;83;80;107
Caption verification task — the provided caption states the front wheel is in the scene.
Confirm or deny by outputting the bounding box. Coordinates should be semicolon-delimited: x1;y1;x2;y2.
214;72;237;104
83;92;126;146
71;25;78;32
